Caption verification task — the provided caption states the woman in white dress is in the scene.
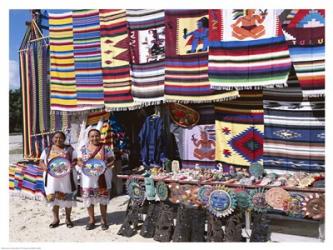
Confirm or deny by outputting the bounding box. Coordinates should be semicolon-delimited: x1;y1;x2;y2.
39;131;77;228
77;129;114;230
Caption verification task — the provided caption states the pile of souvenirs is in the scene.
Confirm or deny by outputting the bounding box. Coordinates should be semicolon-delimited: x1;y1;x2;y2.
124;164;325;220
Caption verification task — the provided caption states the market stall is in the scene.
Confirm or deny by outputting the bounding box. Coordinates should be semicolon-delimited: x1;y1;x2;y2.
11;8;325;242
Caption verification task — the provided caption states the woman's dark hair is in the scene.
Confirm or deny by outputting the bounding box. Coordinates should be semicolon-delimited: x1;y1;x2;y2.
88;129;101;137
52;131;66;140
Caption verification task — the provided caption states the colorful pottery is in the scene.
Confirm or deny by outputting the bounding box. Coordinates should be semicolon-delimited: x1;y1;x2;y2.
198;185;214;206
169;103;200;128
156;181;169;201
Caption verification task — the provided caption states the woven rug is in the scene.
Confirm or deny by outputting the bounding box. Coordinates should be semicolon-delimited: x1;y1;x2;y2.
127;9;165;105
171;123;216;169
215;90;264;168
164;10;239;103
99;9;136;111
263;69;325;172
208;9;291;90
49;12;78;111
281;10;325;98
72;9;104;109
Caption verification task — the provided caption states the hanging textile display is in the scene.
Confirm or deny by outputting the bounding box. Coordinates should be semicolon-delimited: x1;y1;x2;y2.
172;124;216;169
263;68;325;172
72;9;104;108
127;9;165;105
208;9;291;90
19;18;50;159
99;9;136;111
281;9;325;98
215;90;264;168
49;12;78;111
164;10;239;103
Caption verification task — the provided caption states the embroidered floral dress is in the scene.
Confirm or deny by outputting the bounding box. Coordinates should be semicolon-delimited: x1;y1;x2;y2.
77;145;114;207
40;146;78;208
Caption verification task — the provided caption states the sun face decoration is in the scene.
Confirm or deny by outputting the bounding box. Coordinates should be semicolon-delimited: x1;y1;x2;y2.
234;188;250;210
248;188;268;213
302;193;325;220
207;185;237;217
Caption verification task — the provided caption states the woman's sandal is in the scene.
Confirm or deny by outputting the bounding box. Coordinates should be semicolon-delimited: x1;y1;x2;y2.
85;223;95;230
101;223;109;231
49;221;60;228
66;221;74;228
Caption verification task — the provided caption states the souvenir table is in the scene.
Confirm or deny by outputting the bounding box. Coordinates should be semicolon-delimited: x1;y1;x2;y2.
116;169;325;242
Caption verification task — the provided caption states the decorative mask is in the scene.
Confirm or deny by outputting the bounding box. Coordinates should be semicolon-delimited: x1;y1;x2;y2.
198;185;213;206
207;186;237;217
265;187;291;210
126;178;145;204
144;177;156;201
156;181;169;201
302;193;325;220
249;188;268;213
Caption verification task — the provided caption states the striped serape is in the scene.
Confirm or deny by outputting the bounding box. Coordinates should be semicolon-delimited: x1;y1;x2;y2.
21;164;45;199
263;69;325;172
208;36;292;90
281;9;325;97
49;12;78;111
208;9;291;90
72;9;104;108
164;10;239;103
215;91;264;168
127;9;165;106
99;9;136;111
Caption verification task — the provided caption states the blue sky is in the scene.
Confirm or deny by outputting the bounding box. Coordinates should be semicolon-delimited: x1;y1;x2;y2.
9;9;70;90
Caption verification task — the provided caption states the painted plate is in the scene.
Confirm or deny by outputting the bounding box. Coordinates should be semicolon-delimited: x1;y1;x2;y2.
168;103;200;128
265;187;291;210
82;159;106;177
47;157;71;178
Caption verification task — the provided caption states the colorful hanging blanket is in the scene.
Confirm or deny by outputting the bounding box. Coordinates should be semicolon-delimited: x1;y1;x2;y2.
127;9;165;105
172;124;216;169
281;9;325;98
215;91;264;167
263;70;325;172
99;9;136;111
164;10;239;103
20;48;33;158
208;9;291;90
49;12;78;111
72;9;104;108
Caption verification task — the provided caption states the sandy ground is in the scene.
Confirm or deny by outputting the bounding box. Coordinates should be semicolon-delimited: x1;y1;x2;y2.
9;194;154;242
